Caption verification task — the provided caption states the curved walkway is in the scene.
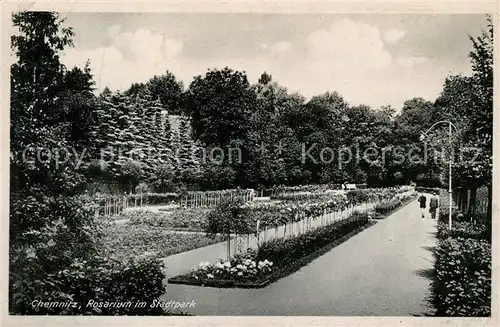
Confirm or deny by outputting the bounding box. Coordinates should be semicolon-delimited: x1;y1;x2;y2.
161;197;438;316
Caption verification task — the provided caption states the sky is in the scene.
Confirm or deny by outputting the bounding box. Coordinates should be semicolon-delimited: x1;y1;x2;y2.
58;13;488;111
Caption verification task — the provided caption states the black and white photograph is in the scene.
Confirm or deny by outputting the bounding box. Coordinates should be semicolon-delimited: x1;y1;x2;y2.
5;2;496;322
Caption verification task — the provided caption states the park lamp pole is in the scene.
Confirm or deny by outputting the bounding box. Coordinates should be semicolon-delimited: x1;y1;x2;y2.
419;120;458;230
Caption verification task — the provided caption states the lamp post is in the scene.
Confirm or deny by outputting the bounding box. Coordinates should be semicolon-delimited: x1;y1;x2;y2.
419;121;458;230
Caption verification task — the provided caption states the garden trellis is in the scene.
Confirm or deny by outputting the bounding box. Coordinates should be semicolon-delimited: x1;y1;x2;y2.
95;189;256;216
179;189;256;208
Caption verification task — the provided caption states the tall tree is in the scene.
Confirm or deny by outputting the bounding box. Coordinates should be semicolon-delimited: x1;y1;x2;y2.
63;60;95;93
10;11;84;195
146;71;184;115
186;67;256;148
10;11;101;314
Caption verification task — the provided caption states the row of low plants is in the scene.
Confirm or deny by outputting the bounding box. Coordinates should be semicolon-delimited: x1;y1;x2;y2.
370;193;417;218
430;191;491;317
223;187;416;234
374;198;402;214
270;186;411;201
436;219;488;240
270;190;340;201
169;212;372;288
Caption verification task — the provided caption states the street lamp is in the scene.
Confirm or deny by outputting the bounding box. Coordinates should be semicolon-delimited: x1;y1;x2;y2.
420;120;458;230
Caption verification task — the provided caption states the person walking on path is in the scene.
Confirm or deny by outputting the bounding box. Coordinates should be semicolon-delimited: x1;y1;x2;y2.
418;193;427;219
429;192;439;219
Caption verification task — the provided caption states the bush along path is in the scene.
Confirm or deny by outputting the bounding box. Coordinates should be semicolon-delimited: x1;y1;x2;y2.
168;193;417;288
161;195;436;315
429;190;491;317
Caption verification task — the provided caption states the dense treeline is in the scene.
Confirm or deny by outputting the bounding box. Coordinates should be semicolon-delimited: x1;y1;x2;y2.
80;20;492;195
11;13;492;198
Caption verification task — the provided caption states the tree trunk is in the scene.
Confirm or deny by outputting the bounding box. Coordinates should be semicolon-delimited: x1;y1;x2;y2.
486;184;492;242
468;187;477;217
459;188;468;212
453;188;459;206
226;234;231;262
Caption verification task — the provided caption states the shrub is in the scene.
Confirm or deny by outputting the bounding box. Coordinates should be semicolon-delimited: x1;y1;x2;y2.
436;221;487;240
9;194;170;315
438;207;463;223
432;237;491;316
135;182;150;194
10;194;102;314
206;198;253;237
11;256;167;315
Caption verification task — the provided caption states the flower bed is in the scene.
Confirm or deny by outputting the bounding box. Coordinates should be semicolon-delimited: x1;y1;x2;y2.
169;250;274;288
125;208;210;232
168;212;373;288
268;183;343;196
243;187;411;230
100;224;225;261
269;184;409;198
270;190;339;201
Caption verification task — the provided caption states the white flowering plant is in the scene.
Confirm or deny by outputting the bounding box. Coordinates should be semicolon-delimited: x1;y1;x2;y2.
189;249;273;282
